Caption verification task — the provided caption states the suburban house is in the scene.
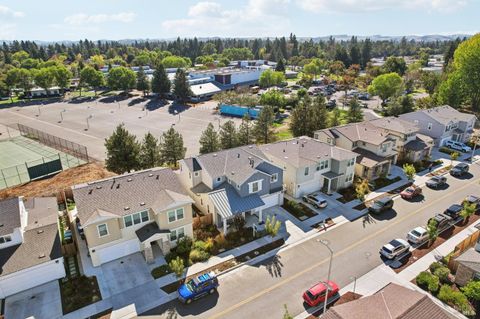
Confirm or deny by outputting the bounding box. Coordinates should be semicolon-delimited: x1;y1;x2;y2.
259;137;358;198
453;247;480;286
399;105;477;146
369;117;434;163
0;197;65;299
314;122;398;180
72;168;194;267
177;145;284;234
323;283;454;319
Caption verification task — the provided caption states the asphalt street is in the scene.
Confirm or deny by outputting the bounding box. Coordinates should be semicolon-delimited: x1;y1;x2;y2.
142;161;480;319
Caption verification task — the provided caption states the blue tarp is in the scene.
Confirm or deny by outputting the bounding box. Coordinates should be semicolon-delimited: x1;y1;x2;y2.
219;104;261;119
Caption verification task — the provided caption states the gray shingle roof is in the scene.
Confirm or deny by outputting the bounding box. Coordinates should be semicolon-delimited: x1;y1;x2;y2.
455;248;480;272
370;117;419;134
355;148;391;168
323;283;454;319
0;223;62;277
72;168;190;226
328;122;391;145
407;105;477;125
24;197;58;231
183;145;275;185
0;197;21;236
135;222;170;243
405;137;430;152
260;137;357;168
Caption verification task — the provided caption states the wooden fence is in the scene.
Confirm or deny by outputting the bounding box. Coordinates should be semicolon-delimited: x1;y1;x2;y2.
193;214;213;228
448;230;479;272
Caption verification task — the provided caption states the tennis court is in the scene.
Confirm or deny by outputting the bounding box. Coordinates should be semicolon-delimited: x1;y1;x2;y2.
0;136;85;189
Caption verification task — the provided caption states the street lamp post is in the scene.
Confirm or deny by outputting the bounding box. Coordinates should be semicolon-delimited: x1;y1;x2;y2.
317;239;333;316
86;114;93;130
471;135;478;163
60;109;66;122
349;276;357;299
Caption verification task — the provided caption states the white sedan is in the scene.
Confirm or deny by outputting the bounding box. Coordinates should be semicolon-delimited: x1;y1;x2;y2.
407;227;428;244
302;192;328;208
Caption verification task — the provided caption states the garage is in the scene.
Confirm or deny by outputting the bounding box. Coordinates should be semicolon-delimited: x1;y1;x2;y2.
260;192;283;210
91;238;140;266
296;178;323;198
0;258;65;299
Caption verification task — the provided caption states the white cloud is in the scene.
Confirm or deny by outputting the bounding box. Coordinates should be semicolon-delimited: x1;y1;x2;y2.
0;5;24;18
64;12;136;25
298;0;469;13
162;0;291;37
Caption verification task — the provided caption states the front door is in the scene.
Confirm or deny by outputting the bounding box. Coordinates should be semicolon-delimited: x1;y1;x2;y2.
322;178;330;193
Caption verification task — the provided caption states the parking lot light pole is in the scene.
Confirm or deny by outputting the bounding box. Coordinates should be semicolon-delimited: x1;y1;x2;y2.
317;239;333;316
349;276;357;299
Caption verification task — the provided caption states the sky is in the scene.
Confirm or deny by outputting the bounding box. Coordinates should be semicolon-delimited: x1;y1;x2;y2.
0;0;478;41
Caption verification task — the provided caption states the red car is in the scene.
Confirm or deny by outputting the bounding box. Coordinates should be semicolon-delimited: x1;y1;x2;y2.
302;280;339;307
400;185;422;200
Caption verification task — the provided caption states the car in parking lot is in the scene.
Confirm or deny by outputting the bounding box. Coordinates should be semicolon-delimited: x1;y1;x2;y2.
380;239;410;260
302;280;340;307
368;197;394;214
177;272;219;304
428;213;453;232
426;176;447;189
445;140;472;153
444;204;464;220
407;227;428;244
450;163;469;177
400;185;422;200
302;192;328;208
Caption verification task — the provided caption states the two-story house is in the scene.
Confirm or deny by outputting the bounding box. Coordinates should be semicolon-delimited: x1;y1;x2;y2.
259;137;358;197
177;145;284;234
369;117;434;163
72;168;194;267
315;122;398;180
0;197;65;298
399;105;477;146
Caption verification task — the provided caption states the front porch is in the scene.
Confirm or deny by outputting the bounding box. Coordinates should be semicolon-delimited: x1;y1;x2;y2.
135;222;171;264
355;148;396;180
321;171;344;194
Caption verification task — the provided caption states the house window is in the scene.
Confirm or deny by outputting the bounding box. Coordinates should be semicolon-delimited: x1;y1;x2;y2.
316;165;320;171
123;210;149;227
169;227;185;242
271;173;278;183
168;208;185;223
324;160;328;169
194;172;199;177
249;180;263;193
346;173;354;182
347;158;355;167
304;167;309;176
0;235;12;244
381;143;389;153
216;177;221;182
97;224;108;237
427;123;432;130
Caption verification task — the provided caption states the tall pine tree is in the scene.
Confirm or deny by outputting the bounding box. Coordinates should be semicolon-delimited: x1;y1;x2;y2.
347;98;364;123
238;113;253;146
151;63;171;97
220;120;238;149
253;106;275;144
140;132;161;169
105;124;141;173
159;127;186;166
136;66;150;97
173;69;192;103
199;123;220;154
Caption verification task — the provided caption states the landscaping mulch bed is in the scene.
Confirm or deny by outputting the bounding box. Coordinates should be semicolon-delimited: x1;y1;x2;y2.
311;218;335;230
352;203;367;211
354;180;412;211
336;186;357;203
371;176;402;191
427;165;453;177
160;239;285;294
393;214;480;273
305;291;363;318
60;275;102;314
282;199;318;221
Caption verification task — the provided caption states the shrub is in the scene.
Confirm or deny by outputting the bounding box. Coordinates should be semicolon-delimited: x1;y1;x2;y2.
438;285;475;316
175;237;193;257
429;262;444;273
169;256;185;278
416;271;439;293
189;248;210;263
434;266;451;284
462;280;480;301
165;251;178;263
193;240;208;251
214;234;228;250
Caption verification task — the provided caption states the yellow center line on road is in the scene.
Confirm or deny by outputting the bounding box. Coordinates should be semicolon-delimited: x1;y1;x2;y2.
209;177;480;319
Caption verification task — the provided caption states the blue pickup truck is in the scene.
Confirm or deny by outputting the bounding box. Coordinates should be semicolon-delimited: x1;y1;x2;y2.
177;272;219;304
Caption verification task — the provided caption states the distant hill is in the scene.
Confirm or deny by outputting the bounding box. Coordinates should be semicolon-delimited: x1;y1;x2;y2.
1;34;473;44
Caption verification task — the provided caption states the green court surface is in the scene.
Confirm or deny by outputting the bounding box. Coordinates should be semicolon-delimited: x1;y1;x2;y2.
0;136;85;189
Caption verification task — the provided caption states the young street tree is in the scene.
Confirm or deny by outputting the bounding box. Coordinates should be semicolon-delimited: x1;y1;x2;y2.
80;66;105;96
140;132;161;169
151;63;171;97
346;97;364;123
460;201;476;224
173;69;192;103
199;123;220;154
104;124;141;174
108;66;136;92
136;66;150;97
265;215;281;238
426;219;439;247
159;127;186;166
253;105;276;144
238;113;253;145
403;163;416;180
220;120;238;149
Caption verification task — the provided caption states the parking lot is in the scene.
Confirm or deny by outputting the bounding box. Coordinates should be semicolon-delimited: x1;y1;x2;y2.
0;97;243;160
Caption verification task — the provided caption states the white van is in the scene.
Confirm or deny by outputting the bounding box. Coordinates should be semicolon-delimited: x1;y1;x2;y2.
444;140;471;152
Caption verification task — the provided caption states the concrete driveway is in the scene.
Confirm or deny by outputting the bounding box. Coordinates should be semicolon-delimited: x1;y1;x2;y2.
5;281;63;319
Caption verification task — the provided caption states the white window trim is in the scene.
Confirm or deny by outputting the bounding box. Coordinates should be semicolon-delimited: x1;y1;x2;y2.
167;207;185;223
304;167;309;176
271;173;278;183
123;210;149;228
0;235;12;244
248;180;263;194
194;171;199;177
97;223;109;237
169;226;185;242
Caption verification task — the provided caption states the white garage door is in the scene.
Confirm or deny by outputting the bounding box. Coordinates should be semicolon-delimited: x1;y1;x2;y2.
260;192;283;210
94;239;140;265
0;259;65;298
297;178;322;198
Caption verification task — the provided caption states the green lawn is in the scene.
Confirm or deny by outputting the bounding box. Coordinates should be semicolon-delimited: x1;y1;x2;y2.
275;130;293;140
